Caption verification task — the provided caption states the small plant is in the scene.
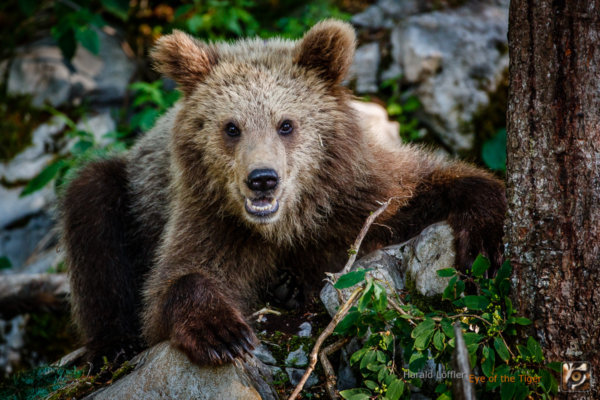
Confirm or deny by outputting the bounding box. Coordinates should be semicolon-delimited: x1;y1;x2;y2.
334;256;559;400
379;77;423;143
482;127;507;172
20;80;179;197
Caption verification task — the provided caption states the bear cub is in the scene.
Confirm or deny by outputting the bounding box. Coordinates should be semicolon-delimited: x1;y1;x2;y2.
61;20;506;368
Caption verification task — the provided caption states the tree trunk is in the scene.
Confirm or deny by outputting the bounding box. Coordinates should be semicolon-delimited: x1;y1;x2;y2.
506;0;600;397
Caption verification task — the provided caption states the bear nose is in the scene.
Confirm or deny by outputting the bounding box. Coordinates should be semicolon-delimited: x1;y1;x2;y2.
247;169;278;192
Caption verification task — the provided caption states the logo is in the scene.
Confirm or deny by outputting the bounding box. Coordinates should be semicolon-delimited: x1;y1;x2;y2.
562;362;591;392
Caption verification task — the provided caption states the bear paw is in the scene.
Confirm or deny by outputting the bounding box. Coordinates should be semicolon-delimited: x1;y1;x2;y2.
170;303;257;366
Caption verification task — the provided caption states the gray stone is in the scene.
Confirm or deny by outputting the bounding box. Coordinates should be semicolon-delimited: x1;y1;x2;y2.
320;222;455;317
351;5;384;29
253;343;277;365
385;1;509;152
297;321;312;337
0;186;55;230
351;100;401;150
0;117;65;184
285;345;308;367
8;31;136;108
285;367;318;388
349;42;380;94
85;342;277;400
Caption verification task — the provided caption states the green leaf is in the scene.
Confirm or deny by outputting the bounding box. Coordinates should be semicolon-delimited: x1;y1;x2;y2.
546;362;562;373
71;139;94;155
101;0;129;20
463;332;482;345
349;348;368;365
442;275;457;300
433;330;445;351
411;318;435;339
21;160;66;197
334;311;360;335
494;337;510;362
387;103;403;116
357;280;374;312
527;337;544;362
414;329;435;351
56;29;77;60
372;282;387;312
386;378;404;400
482;345;495;377
436;268;457;277
359;350;377;371
517;344;531;359
130;108;160;131
500;380;516;400
495;260;512;284
339;388;371;400
334;269;367;289
440;318;455;339
364;380;378;390
471;254;491;277
436;392;452;400
75;27;100;55
461;295;490;310
0;256;12;270
482;128;506;171
408;351;427;372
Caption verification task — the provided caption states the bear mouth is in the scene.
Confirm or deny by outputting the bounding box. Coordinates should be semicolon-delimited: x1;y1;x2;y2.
245;196;279;217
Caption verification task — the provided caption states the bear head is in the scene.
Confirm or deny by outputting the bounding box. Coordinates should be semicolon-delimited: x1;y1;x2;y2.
151;20;362;244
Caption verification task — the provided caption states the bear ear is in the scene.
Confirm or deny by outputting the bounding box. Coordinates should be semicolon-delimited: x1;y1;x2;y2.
150;30;218;96
294;19;356;85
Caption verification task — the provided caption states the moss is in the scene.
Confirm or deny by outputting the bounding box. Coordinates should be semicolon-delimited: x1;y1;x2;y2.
22;310;79;371
0;91;50;162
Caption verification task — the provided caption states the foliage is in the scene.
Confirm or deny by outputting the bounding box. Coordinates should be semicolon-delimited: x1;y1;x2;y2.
20;80;179;197
0;366;83;400
334;256;559;400
379;77;423;143
482;128;507;172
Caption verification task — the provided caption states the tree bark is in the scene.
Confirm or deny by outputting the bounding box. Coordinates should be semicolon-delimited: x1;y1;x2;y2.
507;0;600;397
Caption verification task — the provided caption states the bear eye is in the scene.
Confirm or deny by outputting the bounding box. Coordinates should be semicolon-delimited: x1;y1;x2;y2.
278;120;294;136
225;122;241;137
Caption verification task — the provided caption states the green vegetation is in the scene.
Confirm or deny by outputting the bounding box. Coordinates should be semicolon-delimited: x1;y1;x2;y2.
333;257;559;400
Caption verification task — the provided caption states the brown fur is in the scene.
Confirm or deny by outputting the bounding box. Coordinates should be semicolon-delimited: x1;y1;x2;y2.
61;20;506;368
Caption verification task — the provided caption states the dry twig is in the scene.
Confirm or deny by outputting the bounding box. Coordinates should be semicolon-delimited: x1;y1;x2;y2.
287;287;363;400
320;338;351;400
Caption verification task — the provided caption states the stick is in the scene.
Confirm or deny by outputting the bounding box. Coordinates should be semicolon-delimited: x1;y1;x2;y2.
287;287;363;400
320;338;350;400
341;198;394;275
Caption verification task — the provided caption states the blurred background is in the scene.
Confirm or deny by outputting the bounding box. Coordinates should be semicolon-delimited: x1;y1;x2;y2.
0;0;508;389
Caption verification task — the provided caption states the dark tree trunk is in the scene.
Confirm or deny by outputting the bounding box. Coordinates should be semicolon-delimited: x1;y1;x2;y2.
507;0;600;397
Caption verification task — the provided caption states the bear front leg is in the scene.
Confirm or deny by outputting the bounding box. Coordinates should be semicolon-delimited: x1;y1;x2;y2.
147;272;257;366
395;162;506;271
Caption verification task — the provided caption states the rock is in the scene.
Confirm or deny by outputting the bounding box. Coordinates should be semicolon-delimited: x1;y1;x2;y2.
320;222;454;317
285;345;308;367
349;42;380;94
351;100;401;150
85;342;277;400
297;322;312;337
285;367;318;388
385;1;509;152
0;315;26;377
253;343;277;365
8;31;136;108
0;186;55;230
351;5;384;29
0;117;65;184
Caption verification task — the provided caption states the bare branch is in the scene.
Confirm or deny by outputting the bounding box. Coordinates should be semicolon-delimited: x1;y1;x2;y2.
320;338;350;400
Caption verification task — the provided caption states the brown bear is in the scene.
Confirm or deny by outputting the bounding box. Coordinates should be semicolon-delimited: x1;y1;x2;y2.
60;20;506;368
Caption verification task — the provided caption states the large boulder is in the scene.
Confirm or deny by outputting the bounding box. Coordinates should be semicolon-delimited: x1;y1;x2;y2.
6;31;136;108
85;342;278;400
350;0;509;153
